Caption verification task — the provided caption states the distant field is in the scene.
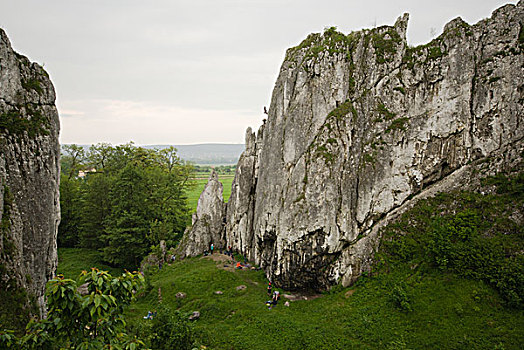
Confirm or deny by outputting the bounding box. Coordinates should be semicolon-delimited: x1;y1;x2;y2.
186;174;234;212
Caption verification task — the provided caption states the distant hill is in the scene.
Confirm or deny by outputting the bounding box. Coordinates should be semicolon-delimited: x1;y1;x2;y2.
62;143;245;165
146;144;245;165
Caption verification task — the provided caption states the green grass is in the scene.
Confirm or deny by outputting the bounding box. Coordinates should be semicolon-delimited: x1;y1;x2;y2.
57;248;524;349
186;174;234;212
121;256;524;349
56;172;524;349
57;248;124;280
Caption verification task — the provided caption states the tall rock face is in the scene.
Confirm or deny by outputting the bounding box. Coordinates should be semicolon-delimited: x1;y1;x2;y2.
0;29;60;317
224;125;264;258
225;2;524;290
178;169;225;257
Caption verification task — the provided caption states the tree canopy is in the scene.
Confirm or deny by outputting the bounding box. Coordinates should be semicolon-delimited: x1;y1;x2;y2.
58;143;192;270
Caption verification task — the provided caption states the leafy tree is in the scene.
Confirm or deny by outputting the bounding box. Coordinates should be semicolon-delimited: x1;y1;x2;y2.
58;174;84;247
103;164;151;269
58;143;192;268
0;270;145;349
80;174;112;249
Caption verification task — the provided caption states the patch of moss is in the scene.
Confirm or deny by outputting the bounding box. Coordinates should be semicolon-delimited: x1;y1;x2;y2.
427;46;444;60
393;86;406;95
287;27;358;66
369;28;403;64
444;20;473;38
293;193;306;204
1;185;15;257
315;145;335;164
385;117;409;133
327;100;354;121
363;152;376;165
377;103;396;121
21;78;43;95
0;105;50;138
402;37;447;69
489;76;501;84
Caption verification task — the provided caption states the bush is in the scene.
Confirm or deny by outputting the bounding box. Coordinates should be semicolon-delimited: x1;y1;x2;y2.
391;282;412;312
149;305;193;350
379;172;524;308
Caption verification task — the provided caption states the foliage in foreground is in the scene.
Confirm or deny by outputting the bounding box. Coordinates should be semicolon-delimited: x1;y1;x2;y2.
0;269;145;349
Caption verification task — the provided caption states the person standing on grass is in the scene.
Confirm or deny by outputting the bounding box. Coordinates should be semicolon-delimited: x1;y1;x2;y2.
267;282;272;296
210;243;214;255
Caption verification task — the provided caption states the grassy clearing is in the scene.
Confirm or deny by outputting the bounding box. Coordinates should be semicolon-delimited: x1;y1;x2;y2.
58;248;524;349
186;174;234;212
57;248;124;280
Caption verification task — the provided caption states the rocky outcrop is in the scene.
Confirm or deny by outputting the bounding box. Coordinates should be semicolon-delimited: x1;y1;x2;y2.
178;169;225;257
0;29;60;317
224;2;524;290
224;126;264;258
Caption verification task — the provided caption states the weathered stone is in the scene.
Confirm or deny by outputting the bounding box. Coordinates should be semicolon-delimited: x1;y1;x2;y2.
222;2;524;291
214;290;223;295
177;169;225;257
236;285;247;291
189;311;200;321
0;28;60;317
175;292;186;299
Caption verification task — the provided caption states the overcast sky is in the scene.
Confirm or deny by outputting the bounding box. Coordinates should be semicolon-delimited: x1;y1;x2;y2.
0;0;517;145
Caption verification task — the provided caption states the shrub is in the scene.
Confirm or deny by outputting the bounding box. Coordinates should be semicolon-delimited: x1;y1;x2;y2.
149;305;193;350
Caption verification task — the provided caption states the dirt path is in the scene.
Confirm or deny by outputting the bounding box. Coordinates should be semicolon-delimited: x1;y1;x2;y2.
203;254;322;301
202;253;238;272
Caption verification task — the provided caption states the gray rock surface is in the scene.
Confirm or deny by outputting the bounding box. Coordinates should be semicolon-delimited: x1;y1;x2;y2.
177;169;225;257
223;2;524;290
0;28;60;316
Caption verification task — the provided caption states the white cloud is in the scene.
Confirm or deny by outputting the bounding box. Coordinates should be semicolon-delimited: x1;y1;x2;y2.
58;99;261;145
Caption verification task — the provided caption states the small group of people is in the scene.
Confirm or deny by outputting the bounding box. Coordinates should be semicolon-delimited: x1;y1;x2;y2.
265;282;280;309
203;243;215;256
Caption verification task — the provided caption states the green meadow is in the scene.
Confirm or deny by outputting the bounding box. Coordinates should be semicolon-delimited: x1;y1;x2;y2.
186;173;234;212
55;173;524;349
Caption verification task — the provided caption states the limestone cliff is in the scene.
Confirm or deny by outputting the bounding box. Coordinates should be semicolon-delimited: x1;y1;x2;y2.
178;169;225;257
0;29;60;317
224;2;524;290
179;2;523;291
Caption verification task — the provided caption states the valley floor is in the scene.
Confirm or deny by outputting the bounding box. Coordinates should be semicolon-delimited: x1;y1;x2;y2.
59;248;524;349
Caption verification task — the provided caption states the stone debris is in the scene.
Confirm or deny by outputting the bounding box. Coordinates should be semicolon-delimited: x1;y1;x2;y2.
189;311;200;321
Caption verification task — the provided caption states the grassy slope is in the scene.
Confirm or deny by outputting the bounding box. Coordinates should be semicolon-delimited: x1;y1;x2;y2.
123;257;523;349
186;174;234;212
58;173;524;349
